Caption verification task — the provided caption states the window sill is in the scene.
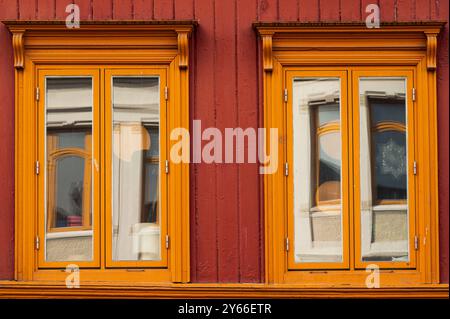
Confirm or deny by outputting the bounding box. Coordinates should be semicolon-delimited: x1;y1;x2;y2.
0;281;447;299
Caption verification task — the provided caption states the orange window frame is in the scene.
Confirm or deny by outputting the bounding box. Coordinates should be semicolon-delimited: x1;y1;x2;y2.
8;22;193;283
256;22;443;286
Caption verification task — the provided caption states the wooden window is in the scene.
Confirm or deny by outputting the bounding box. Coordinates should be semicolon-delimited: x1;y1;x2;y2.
256;22;444;286
7;22;194;283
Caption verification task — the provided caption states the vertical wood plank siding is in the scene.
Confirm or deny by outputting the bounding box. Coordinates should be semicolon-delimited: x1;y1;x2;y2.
0;0;448;283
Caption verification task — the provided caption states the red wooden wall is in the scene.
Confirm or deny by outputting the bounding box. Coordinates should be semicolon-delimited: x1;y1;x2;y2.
0;0;448;283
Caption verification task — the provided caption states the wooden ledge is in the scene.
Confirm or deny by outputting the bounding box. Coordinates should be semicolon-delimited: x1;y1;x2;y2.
2;20;197;70
0;282;448;299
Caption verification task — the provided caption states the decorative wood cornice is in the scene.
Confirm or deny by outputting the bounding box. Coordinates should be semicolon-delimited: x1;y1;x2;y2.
176;30;190;69
425;32;438;71
3;21;197;70
11;29;24;69
254;22;446;72
261;33;274;73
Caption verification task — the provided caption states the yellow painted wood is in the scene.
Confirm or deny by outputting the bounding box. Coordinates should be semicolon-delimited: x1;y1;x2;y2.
257;23;443;286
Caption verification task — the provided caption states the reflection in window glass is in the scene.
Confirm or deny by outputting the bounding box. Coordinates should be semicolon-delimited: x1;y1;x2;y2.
112;77;161;261
45;77;93;262
292;78;343;263
359;77;409;262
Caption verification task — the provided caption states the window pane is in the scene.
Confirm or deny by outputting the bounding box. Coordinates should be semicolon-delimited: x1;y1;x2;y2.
112;77;161;261
292;78;343;263
359;77;409;262
45;77;93;262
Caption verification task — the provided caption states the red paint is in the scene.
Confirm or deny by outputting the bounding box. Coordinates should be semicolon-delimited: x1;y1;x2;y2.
134;0;153;19
341;0;361;21
215;0;239;282
175;0;194;20
258;0;278;21
92;0;112;19
154;0;174;20
19;0;36;19
397;0;414;21
236;0;262;283
74;0;93;20
379;0;396;21
320;0;340;21
0;23;15;280
299;0;319;22
279;0;298;21
415;0;431;20
360;0;376;21
437;0;449;285
0;0;448;284
113;0;133;19
56;0;69;19
37;0;55;19
192;0;218;282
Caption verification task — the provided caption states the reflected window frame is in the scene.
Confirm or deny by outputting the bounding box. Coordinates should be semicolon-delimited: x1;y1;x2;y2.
366;96;408;206
46;129;92;233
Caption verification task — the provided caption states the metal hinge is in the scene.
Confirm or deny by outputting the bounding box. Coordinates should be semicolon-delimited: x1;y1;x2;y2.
414;235;419;250
413;161;417;175
35;236;40;250
35;87;40;101
165;160;169;174
285;238;290;251
284;162;289;176
284;88;288;103
165;235;170;249
35;161;40;175
412;88;416;102
164;86;169;101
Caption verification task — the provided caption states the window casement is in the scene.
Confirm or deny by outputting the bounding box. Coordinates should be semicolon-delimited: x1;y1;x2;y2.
6;21;194;283
255;22;444;286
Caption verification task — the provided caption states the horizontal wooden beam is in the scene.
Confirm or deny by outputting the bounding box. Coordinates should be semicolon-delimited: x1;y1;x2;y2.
0;282;448;299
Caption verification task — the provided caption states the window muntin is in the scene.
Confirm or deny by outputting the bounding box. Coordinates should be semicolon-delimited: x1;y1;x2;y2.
111;76;162;262
44;77;94;263
358;77;410;264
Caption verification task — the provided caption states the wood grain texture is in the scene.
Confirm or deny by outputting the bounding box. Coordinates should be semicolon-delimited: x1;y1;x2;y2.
154;0;174;19
214;0;239;282
74;0;93;20
113;0;133;19
92;0;112;19
0;24;15;280
18;0;35;19
192;0;218;282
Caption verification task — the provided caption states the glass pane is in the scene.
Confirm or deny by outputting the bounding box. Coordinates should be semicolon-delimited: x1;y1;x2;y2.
359;77;409;262
112;77;161;261
373;131;407;200
45;77;93;262
292;77;343;263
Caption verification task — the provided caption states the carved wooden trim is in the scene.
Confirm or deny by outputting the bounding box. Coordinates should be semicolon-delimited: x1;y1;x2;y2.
261;33;273;72
425;32;438;71
176;30;190;69
11;30;25;69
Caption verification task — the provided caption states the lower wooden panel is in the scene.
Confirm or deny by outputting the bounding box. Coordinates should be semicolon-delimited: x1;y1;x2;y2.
0;282;447;299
